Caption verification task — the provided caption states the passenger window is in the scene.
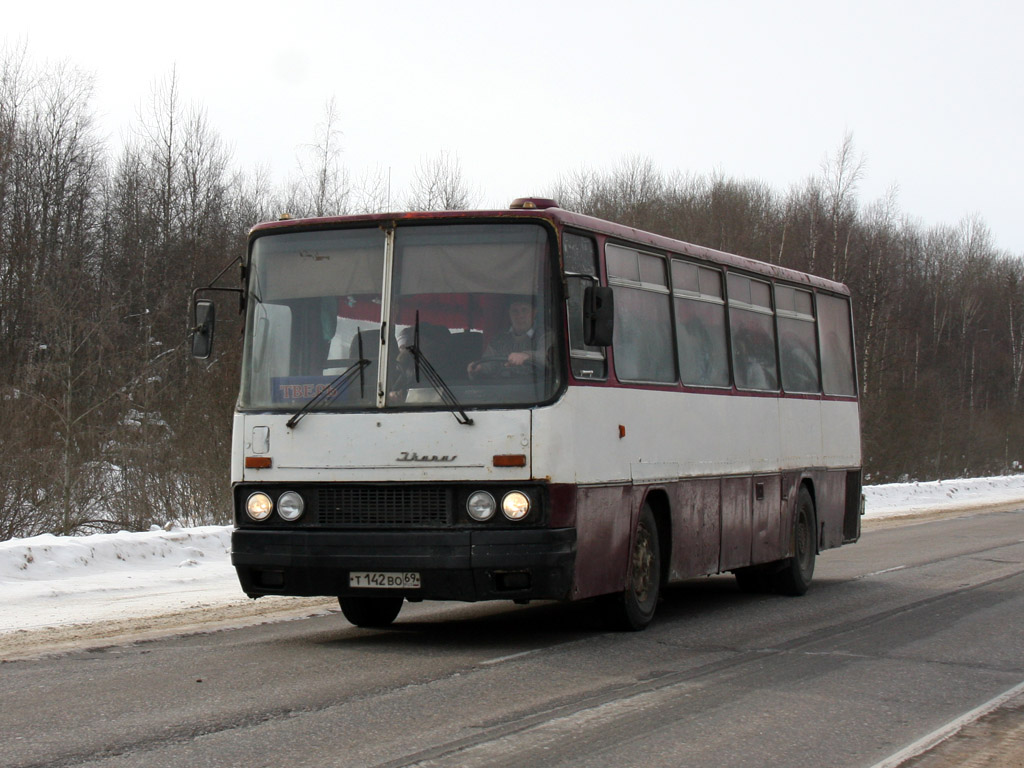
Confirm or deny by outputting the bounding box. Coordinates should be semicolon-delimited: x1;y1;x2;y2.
639;253;668;286
672;261;729;387
728;274;778;391
818;294;857;396
606;244;640;282
776;285;820;393
607;245;676;383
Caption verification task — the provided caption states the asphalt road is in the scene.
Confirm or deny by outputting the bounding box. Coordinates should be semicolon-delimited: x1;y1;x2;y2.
3;508;1023;768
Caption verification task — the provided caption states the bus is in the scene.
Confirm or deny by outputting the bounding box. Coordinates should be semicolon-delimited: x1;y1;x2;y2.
191;198;862;631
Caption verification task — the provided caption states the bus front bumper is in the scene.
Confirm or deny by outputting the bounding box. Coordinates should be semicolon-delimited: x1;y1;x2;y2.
231;528;577;602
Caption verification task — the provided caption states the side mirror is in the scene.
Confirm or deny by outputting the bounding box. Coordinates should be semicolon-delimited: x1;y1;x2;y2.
583;286;614;347
192;299;216;359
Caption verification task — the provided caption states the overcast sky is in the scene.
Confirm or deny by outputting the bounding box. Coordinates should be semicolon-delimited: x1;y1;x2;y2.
6;0;1023;253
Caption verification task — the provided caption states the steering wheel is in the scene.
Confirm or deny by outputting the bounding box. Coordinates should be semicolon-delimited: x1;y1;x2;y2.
469;355;541;379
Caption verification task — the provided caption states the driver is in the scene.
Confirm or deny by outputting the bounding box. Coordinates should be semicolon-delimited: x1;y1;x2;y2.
467;296;546;379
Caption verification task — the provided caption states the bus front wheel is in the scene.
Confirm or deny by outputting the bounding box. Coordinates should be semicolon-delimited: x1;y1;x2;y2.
603;503;661;631
339;596;404;628
772;486;816;596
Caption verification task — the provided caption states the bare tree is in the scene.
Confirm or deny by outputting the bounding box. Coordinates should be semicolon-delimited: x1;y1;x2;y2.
230;164;276;225
608;155;664;229
352;165;391;213
550;165;600;214
0;398;40;539
0;42;35;378
24;284;118;534
857;185;901;399
137;68;184;250
296;97;349;217
100;67;238;532
822;131;866;281
1005;261;1024;408
405;150;477;211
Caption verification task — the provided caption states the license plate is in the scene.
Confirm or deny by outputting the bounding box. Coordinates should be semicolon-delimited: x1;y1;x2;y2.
348;571;421;589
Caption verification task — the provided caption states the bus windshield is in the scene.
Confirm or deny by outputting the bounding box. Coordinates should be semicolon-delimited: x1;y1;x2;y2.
239;222;561;412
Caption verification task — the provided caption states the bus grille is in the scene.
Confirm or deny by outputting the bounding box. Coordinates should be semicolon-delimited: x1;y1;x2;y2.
316;487;450;526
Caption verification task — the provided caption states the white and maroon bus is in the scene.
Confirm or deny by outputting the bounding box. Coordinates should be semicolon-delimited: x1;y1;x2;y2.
192;198;861;630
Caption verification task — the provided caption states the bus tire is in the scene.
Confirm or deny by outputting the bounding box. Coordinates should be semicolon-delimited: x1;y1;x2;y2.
338;596;404;628
772;486;816;596
604;503;661;631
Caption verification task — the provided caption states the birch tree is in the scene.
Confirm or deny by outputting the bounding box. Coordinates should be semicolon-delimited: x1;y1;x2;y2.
405;150;476;211
821;132;866;281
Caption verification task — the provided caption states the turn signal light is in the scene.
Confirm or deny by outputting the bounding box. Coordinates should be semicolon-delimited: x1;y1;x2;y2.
493;454;527;468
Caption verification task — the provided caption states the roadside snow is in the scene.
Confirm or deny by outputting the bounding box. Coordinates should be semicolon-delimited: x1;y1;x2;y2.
0;526;239;634
2;475;1024;640
863;474;1024;518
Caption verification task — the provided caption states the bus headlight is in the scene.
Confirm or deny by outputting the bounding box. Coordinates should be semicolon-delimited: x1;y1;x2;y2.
467;491;496;521
502;491;531;520
246;492;273;521
277;491;305;521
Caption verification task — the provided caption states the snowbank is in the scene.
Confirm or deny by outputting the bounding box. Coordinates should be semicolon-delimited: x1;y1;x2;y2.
0;525;231;583
2;475;1023;639
863;474;1024;519
0;526;239;634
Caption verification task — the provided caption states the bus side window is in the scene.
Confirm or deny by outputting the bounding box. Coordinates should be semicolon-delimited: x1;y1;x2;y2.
607;245;675;384
564;233;607;380
672;261;729;388
817;293;857;396
776;285;820;393
728;274;778;391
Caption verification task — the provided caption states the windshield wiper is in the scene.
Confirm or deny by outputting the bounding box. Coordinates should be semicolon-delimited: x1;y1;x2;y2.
286;330;371;429
408;312;474;426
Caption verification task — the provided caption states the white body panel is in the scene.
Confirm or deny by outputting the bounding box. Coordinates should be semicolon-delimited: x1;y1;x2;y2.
232;410;531;484
531;387;861;486
231;388;859;486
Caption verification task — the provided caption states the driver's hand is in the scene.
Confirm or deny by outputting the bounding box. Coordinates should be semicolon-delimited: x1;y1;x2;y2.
506;352;531;366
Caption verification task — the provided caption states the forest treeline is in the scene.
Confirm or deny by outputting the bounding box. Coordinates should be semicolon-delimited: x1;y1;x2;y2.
2;51;1022;539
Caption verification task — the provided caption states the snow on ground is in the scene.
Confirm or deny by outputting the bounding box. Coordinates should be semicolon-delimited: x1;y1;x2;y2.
864;474;1024;518
0;526;241;635
2;475;1024;641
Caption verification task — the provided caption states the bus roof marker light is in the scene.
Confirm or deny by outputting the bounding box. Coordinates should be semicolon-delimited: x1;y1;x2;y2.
509;197;558;210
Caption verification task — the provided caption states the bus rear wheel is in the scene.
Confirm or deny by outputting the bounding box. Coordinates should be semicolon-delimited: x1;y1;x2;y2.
603;503;661;631
772;486;816;596
339;596;404;628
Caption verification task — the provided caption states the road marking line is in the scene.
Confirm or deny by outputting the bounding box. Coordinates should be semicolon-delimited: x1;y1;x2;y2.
860;565;907;578
868;678;1024;768
479;649;540;666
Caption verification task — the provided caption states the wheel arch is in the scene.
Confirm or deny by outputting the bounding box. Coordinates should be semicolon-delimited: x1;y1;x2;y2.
797;476;820;554
641;487;672;588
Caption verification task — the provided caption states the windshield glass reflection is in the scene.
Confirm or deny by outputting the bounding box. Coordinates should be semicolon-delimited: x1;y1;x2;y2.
239;223;560;411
